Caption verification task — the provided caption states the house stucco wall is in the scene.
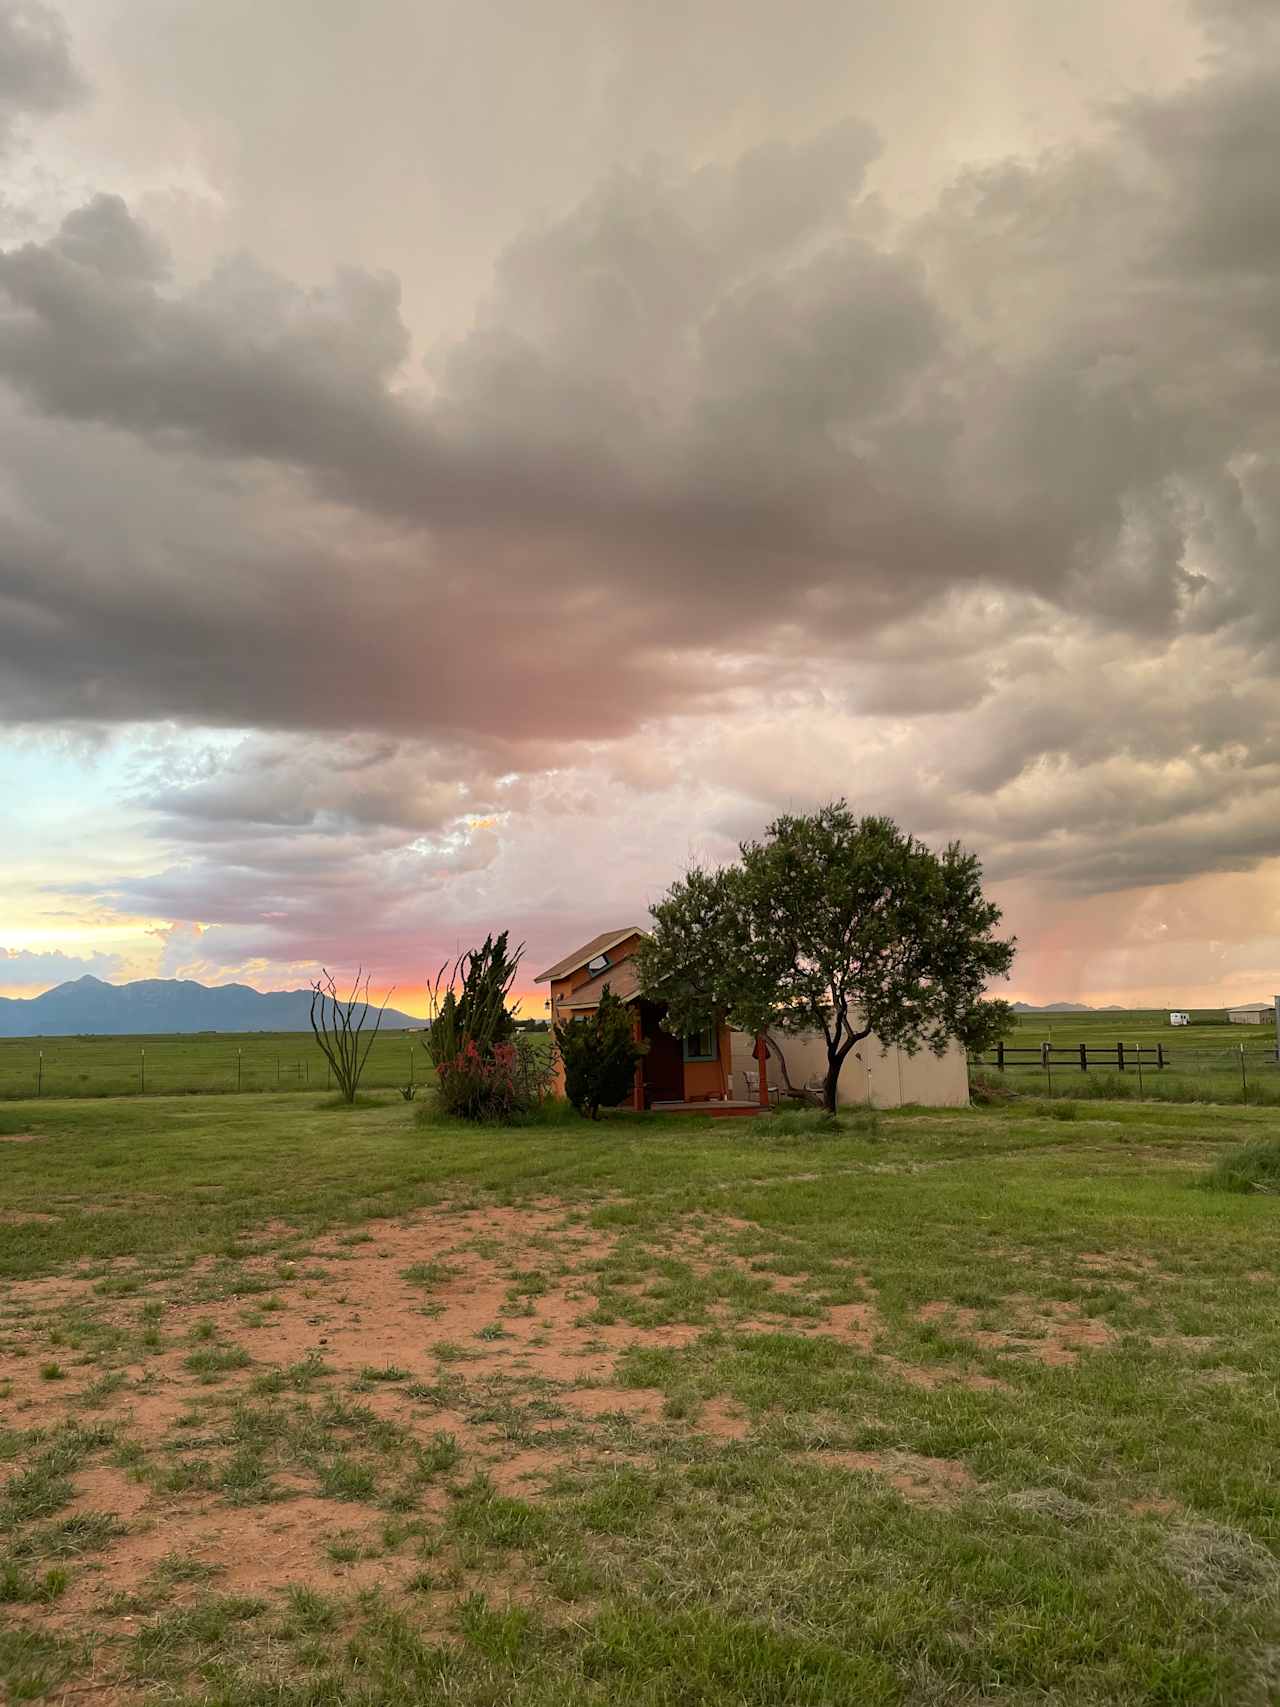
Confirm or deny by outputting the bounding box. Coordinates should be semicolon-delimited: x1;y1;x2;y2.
729;1026;969;1108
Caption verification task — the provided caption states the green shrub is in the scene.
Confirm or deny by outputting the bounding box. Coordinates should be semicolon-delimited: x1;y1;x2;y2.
556;986;648;1120
425;934;555;1121
1201;1139;1280;1194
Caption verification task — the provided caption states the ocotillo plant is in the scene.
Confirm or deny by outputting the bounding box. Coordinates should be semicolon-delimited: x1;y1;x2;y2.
309;968;393;1103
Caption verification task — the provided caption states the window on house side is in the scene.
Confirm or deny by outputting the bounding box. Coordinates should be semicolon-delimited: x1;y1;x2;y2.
683;1028;716;1062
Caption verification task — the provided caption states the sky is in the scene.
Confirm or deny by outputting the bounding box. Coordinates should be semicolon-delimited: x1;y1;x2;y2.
2;0;1280;1016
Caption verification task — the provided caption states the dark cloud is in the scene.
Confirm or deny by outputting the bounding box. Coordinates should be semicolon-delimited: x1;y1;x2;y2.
0;1;84;146
4;0;1280;971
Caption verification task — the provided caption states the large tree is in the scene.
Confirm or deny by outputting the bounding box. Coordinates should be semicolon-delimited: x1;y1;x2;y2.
953;997;1018;1057
635;804;1015;1112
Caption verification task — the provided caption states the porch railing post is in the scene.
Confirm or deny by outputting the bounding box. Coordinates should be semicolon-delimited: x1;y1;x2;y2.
754;1035;770;1107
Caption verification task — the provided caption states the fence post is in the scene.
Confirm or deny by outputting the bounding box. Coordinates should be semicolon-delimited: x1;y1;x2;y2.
1157;1043;1164;1071
1136;1045;1144;1097
140;1050;145;1095
36;1051;43;1098
236;1048;242;1092
997;1040;1005;1074
1116;1041;1125;1073
1079;1043;1087;1073
1240;1044;1247;1103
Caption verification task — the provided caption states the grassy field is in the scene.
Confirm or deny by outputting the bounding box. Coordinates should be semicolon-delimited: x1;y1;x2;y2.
1011;1010;1275;1051
974;1010;1280;1108
2;1091;1280;1704
4;1011;1278;1108
0;1029;439;1101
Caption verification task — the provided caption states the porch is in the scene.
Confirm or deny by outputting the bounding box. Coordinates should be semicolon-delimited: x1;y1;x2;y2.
634;998;779;1112
649;1099;772;1118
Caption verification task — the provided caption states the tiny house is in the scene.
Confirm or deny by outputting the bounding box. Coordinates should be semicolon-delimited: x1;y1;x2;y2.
535;928;734;1109
537;926;970;1111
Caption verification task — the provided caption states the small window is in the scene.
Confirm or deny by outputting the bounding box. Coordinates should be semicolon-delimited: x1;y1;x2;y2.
586;953;610;974
683;1027;717;1062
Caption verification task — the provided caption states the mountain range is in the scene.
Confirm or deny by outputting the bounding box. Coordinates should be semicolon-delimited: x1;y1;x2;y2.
1011;1002;1128;1013
0;976;424;1038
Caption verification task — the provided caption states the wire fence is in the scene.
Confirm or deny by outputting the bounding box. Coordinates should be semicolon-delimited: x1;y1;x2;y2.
0;1031;439;1101
975;1041;1280;1074
969;1038;1280;1103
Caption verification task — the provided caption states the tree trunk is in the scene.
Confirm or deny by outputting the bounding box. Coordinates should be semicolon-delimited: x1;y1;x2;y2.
823;1054;841;1113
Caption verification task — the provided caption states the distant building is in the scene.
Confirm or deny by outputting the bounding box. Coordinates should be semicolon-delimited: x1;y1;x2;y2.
1227;1002;1274;1025
1169;1011;1190;1026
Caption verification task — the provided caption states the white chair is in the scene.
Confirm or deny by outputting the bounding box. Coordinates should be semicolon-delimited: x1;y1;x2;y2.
743;1068;781;1105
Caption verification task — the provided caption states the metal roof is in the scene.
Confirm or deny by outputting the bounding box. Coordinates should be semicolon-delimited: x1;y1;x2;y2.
534;927;647;983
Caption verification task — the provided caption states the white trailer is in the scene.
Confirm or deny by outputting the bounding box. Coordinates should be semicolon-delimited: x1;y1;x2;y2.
1169;1011;1190;1026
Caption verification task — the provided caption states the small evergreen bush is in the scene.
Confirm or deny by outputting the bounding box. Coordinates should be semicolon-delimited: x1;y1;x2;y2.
556;986;648;1119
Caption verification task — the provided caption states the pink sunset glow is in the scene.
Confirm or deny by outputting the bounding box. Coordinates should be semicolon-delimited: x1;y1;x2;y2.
3;0;1280;1014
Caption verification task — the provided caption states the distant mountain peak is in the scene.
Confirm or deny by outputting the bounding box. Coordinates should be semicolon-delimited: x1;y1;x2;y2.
0;976;424;1038
1012;1001;1095;1013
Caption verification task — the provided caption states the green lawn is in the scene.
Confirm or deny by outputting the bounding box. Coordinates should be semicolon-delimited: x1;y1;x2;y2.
0;1027;438;1101
2;1091;1279;1704
976;1010;1280;1108
1010;1008;1275;1053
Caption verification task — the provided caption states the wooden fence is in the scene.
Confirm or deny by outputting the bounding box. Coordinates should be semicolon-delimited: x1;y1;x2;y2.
971;1041;1278;1074
987;1042;1165;1072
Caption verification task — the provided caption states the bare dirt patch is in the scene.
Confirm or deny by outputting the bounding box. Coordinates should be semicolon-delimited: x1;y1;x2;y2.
557;1385;666;1422
1078;1252;1160;1275
808;1450;978;1505
0;1202;803;1619
0;1131;42;1142
63;1494;427;1618
697;1397;751;1440
880;1355;1012;1393
917;1296;1116;1367
819;1300;880;1350
70;1463;153;1523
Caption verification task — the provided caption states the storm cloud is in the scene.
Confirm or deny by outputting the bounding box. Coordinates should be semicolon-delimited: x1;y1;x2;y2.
0;1;83;148
3;0;1280;1003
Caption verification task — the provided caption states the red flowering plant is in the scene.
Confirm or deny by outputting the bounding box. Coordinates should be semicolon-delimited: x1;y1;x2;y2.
435;1038;539;1121
426;934;554;1122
